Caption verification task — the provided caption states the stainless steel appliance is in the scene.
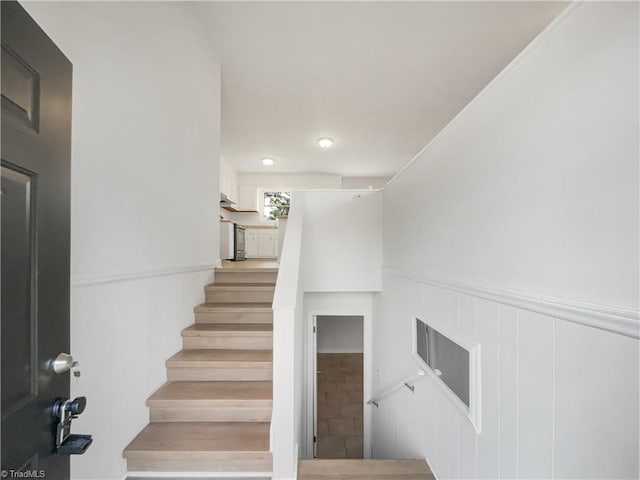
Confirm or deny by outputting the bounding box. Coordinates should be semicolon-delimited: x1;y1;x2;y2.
234;224;246;261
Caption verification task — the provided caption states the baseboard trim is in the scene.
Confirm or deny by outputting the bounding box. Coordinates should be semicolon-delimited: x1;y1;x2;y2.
423;454;440;480
382;267;639;339
72;263;215;287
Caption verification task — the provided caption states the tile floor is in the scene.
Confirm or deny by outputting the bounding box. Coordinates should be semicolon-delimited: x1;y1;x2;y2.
316;353;363;459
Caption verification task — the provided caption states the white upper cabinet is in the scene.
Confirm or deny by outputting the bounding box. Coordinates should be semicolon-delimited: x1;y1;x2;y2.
237;184;258;212
220;157;238;203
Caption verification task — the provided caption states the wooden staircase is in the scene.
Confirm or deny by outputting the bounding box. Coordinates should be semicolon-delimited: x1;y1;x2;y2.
123;266;278;477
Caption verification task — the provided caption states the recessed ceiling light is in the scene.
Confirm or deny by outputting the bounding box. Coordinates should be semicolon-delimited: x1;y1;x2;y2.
317;137;334;149
261;157;274;166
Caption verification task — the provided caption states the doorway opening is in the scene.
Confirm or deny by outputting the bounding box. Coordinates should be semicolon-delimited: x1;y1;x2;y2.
314;315;364;459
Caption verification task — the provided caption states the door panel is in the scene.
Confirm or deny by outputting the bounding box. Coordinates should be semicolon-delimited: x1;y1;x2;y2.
1;44;40;130
1;2;72;478
1;164;37;416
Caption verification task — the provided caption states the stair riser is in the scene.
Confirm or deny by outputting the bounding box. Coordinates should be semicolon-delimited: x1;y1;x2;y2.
195;312;273;324
125;455;272;472
215;271;277;284
183;336;273;350
167;368;272;381
149;407;272;422
205;290;274;303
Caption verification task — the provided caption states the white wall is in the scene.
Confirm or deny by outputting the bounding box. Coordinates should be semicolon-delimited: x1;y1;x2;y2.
384;3;638;312
373;272;638;479
233;172;342;224
341;176;391;189
294;189;382;458
21;3;221;479
317;315;364;353
239;172;342;192
375;3;639;479
302;190;383;292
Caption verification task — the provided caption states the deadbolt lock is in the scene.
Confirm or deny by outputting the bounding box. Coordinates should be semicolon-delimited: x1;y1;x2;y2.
51;396;92;455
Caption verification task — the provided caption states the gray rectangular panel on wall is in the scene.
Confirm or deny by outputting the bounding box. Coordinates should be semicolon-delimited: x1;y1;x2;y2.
416;318;470;407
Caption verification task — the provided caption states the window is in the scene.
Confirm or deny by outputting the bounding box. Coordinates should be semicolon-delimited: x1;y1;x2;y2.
415;319;469;406
263;191;290;220
413;317;482;433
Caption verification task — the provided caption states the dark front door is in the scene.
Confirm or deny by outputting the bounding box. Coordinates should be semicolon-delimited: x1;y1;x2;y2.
1;2;72;478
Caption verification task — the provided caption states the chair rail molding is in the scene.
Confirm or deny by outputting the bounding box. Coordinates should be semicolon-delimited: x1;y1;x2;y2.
72;263;216;287
382;267;640;339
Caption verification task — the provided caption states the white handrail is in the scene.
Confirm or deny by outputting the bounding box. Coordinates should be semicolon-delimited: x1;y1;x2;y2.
366;369;426;408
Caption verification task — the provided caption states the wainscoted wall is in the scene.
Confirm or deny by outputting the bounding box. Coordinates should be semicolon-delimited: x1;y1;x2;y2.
70;269;212;480
22;3;221;479
375;3;639;479
371;270;638;479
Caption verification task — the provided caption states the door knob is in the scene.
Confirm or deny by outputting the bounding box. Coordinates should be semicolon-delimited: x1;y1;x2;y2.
51;353;79;374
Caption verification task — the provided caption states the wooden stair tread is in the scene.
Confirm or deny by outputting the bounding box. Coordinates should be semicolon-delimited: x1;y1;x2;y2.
206;283;275;289
148;381;272;405
124;422;270;453
195;303;273;312
215;267;278;273
183;324;272;335
167;349;272;366
298;459;433;478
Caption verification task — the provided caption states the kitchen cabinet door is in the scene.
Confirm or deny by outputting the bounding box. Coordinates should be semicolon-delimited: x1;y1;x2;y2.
257;234;275;257
238;185;258;212
246;233;258;258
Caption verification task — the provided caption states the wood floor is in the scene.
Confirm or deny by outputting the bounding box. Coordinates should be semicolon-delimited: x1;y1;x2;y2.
298;459;435;479
123;264;277;474
221;259;279;269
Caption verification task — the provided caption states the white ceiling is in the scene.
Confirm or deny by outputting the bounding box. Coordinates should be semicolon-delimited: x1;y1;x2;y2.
196;2;568;177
